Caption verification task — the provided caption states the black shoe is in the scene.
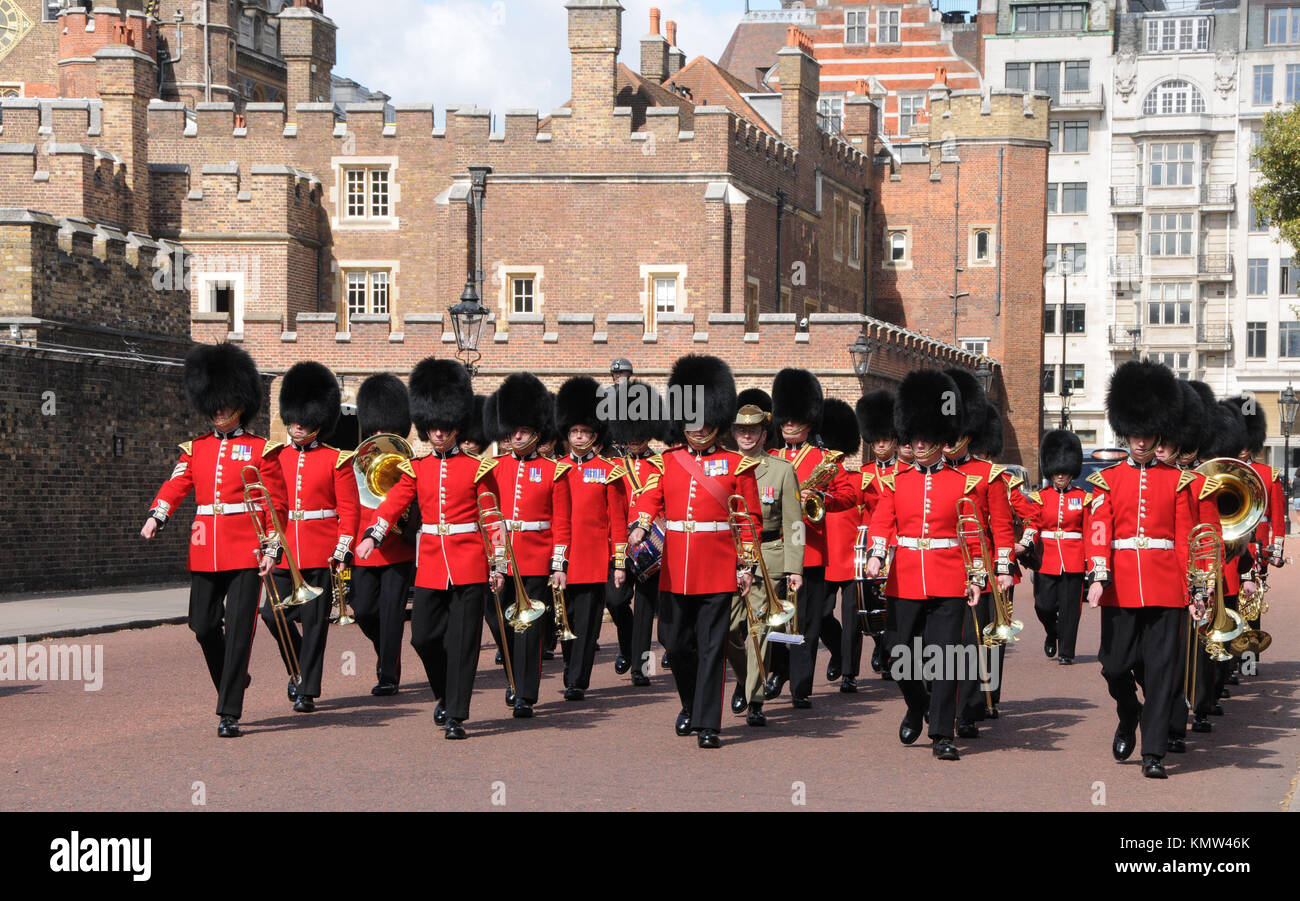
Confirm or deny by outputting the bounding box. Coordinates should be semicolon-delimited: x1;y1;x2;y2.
293;695;315;713
614;654;630;675
840;676;857;693
434;702;448;727
987;705;1000;720
1113;725;1137;761
764;673;786;701
957;721;980;739
675;707;692;736
1192;715;1212;733
870;644;883;674
564;687;584;701
541;649;556;660
1044;635;1057;659
512;699;534;718
371;682;399;696
287;678;299;702
505;688;516;708
217;716;241;738
662;652;671;670
791;696;812;709
244;673;252;689
932;738;960;761
1226;672;1239;686
746;703;767;727
698;729;720;749
899;713;923;745
1167;737;1187;754
1059;656;1074;666
1210;703;1224;716
826;659;842;682
731;688;747;715
495;650;503;665
1218;687;1230;699
631;672;651;687
444;719;466;740
1141;755;1167;779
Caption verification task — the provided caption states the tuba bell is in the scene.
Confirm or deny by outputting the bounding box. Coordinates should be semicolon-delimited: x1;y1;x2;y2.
355;434;414;530
1194;457;1267;559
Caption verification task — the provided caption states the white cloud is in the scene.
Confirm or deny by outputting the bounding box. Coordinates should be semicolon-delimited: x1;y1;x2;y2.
330;0;752;121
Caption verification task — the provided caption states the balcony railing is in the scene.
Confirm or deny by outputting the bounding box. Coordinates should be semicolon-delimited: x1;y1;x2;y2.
1109;255;1143;281
1199;184;1235;206
1197;254;1234;277
1051;85;1105;111
1111;185;1143;207
1196;322;1232;346
1109;325;1143;348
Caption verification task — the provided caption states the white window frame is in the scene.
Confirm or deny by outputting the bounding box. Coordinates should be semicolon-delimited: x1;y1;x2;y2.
961;338;990;357
1142;79;1207;116
198;272;245;334
1146;282;1193;326
1147;212;1195;257
876;9;899;44
845;10;868;44
0;83;21;98
1148;141;1196;187
640;264;687;334
497;264;546;326
818;95;844;134
511;276;536;315
884;228;912;269
331;157;399;230
1267;6;1300;45
898;94;925;137
335;259;399;328
848;202;863;269
969;225;996;267
1144;17;1210;53
1152;351;1192;378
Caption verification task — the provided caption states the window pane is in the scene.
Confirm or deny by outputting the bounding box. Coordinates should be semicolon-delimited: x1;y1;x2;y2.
1006;63;1030;92
1248;258;1268;294
346;170;366;217
369;169;389;217
1063;120;1087;152
370;272;389;315
1064;61;1089;92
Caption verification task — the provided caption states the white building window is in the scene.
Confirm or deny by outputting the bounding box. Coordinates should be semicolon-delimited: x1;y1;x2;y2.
1149;141;1196;186
511;277;535;314
818;96;843;134
876;10;898;43
1152;351;1192;379
898;95;924;136
1144;17;1210;53
962;338;990;356
1142;79;1206;116
1267;7;1300;44
885;229;911;267
641;266;686;333
1148;213;1194;257
343;167;391;220
344;270;390;323
846;10;868;44
1147;283;1192;325
969;226;995;266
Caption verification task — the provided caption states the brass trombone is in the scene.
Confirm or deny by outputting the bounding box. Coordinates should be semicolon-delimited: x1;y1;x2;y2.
956;497;996;717
552;580;578;642
1184;523;1220;708
727;495;800;640
330;566;355;625
955;496;1022;646
240;466;323;607
854;524;889;638
238;468;306;689
477;493;518;697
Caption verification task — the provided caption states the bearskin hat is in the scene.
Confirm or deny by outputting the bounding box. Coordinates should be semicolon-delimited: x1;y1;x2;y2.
608;378;668;447
1223;394;1267;454
1164;380;1204;455
970;401;1004;459
819;397;862;458
1203;401;1249;461
357;373;411;440
458;395;489;450
408;357;473;441
278;361;340;435
1040;429;1082;479
1106;359;1182;442
184;342;263;427
486;372;550;442
669;354;737;436
555;376;608;446
772;368;824;434
895;369;962;446
943;367;987;440
1185;380;1217;459
856;390;897;444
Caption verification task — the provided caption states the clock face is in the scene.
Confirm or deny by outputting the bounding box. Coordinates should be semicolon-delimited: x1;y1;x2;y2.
0;0;34;65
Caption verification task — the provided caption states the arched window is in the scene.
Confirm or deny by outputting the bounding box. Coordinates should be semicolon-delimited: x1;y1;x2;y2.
890;231;907;261
1142;79;1206;115
975;230;990;260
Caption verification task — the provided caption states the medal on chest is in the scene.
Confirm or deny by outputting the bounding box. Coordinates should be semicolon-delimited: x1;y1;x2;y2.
703;458;729;477
761;485;776;505
1068;497;1082;510
583;467;604;483
231;444;253;462
529;467;542;483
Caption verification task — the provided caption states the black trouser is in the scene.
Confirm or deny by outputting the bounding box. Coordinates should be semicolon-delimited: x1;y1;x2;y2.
838;580;865;679
189;569;262;719
820;580;844;673
664;591;731;732
350;562;412;687
958;591;995;723
1168;610;1195;740
604;564;635;663
1194;594;1237;716
629;571;662;679
1035;571;1084;659
563;582;606;691
1099;605;1183;759
261;567;331;699
787;565;828;699
886;594;966;742
495;574;549;704
410;584;486;722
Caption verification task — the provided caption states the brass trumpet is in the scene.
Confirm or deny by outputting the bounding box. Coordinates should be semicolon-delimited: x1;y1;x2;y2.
552;580;578;642
330;566;355;625
955;496;1022;646
799;449;845;522
240;466;323;607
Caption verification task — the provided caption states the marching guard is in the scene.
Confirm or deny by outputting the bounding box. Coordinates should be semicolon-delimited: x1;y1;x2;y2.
1032;430;1089;666
141;343;288;738
819;398;866;692
355;358;499;740
855;389;904;678
261;361;361;713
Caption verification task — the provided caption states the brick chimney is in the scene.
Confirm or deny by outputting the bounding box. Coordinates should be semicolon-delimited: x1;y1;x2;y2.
843;78;878;141
641;8;669;83
665;20;685;76
279;0;337;110
566;0;623;136
777;27;819;152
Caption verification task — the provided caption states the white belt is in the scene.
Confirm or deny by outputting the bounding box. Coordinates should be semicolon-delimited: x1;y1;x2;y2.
196;502;262;516
1044;531;1083;540
420;522;479;536
897;536;958;549
1112;537;1174;550
288;508;337;521
666;520;728;533
504;520;551;532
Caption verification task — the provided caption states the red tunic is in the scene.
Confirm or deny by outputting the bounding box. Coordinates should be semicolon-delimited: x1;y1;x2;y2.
949;456;1018;576
825;469;864;583
1086;459;1196;609
356;498;417;567
490;452;573;577
150;430;288;573
274;441;361;571
769;443;858;568
1034;486;1089;575
561;453;629;584
1249;461;1286;552
632;446;762;595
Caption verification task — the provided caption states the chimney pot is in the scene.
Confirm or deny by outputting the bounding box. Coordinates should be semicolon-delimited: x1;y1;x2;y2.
650;7;660;34
666;19;677;46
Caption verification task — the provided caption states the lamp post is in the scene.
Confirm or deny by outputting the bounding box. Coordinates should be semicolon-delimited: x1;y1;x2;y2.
848;328;876;389
1127;326;1141;361
974;356;994;395
1279;383;1298;496
1059;246;1073;430
450;166;492;379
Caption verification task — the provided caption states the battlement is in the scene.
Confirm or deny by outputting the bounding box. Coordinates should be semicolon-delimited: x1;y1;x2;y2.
58;8;159;62
921;88;1052;144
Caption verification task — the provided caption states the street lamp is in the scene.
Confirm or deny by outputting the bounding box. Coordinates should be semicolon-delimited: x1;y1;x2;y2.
1279;383;1298;495
974;356;994;394
1127;326;1141;360
848;328;876;388
449;280;489;379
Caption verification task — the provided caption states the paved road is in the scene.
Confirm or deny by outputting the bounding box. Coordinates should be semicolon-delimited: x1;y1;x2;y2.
2;574;1297;812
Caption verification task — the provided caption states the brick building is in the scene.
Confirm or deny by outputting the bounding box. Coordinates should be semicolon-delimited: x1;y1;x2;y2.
0;0;1048;590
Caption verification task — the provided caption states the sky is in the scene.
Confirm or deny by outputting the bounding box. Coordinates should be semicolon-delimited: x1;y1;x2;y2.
331;0;774;121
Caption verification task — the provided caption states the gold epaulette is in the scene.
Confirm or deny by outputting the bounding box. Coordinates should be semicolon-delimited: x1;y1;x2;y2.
1198;474;1219;499
336;449;356;470
474;454;498;483
861;472;875;492
554;461;573;481
735;455;761;475
880;473;896;492
1084;492;1092;504
641;473;662;492
1007;474;1024;490
262;441;284;458
988;463;1007;484
178;440;193;457
1086;471;1109;492
647;454;665;474
1029;490;1042;504
397;459;416;479
1272;466;1282;482
964;473;981;495
1176;469;1196;493
606;464;628;484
